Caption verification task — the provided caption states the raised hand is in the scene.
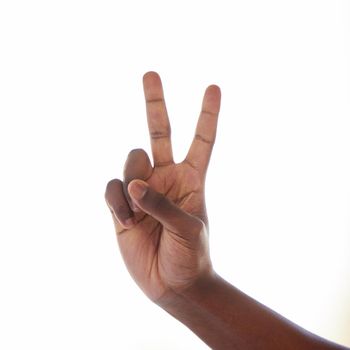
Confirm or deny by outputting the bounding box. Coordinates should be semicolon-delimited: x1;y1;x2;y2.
105;71;221;304
104;73;350;350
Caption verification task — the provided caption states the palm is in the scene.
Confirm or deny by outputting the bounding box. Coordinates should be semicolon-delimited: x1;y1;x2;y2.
146;163;204;219
118;162;206;301
106;72;221;302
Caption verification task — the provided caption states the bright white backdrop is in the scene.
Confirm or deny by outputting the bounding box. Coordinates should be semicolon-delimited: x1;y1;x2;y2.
0;0;349;349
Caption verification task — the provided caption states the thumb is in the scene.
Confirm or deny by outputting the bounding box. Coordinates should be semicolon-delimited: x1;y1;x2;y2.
128;180;204;239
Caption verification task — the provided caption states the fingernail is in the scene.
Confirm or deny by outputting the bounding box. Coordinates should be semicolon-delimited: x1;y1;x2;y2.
129;181;148;200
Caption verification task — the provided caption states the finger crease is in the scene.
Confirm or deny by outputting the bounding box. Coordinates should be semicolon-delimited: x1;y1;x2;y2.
183;158;199;171
117;228;128;235
201;109;217;117
146;98;164;104
195;134;213;145
154;160;174;168
150;131;171;139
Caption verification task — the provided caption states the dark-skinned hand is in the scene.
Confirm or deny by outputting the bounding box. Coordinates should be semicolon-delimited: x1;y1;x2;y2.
105;72;221;304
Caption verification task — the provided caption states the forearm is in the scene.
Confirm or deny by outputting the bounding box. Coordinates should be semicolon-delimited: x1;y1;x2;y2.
158;272;349;350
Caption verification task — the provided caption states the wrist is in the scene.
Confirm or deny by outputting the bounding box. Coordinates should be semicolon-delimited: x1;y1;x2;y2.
156;268;220;311
155;270;239;350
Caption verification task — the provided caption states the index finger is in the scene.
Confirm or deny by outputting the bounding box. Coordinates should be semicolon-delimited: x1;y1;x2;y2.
184;84;221;174
143;72;174;167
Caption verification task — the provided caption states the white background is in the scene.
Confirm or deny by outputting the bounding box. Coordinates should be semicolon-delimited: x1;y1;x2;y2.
0;0;349;349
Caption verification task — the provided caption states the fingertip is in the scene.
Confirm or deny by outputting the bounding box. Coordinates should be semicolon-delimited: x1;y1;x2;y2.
143;71;161;84
123;148;152;181
207;84;221;93
205;84;221;102
105;178;122;205
202;84;221;113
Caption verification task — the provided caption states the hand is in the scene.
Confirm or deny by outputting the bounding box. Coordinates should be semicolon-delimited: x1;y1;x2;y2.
104;73;350;350
105;72;221;304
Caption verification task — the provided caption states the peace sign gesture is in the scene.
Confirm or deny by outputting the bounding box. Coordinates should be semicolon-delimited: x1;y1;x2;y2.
105;72;221;304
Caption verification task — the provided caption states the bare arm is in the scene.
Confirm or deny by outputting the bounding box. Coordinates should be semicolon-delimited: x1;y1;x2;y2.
159;272;348;350
105;71;349;350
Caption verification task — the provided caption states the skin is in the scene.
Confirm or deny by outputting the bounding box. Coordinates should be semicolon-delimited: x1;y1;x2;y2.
105;72;349;350
105;71;219;303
